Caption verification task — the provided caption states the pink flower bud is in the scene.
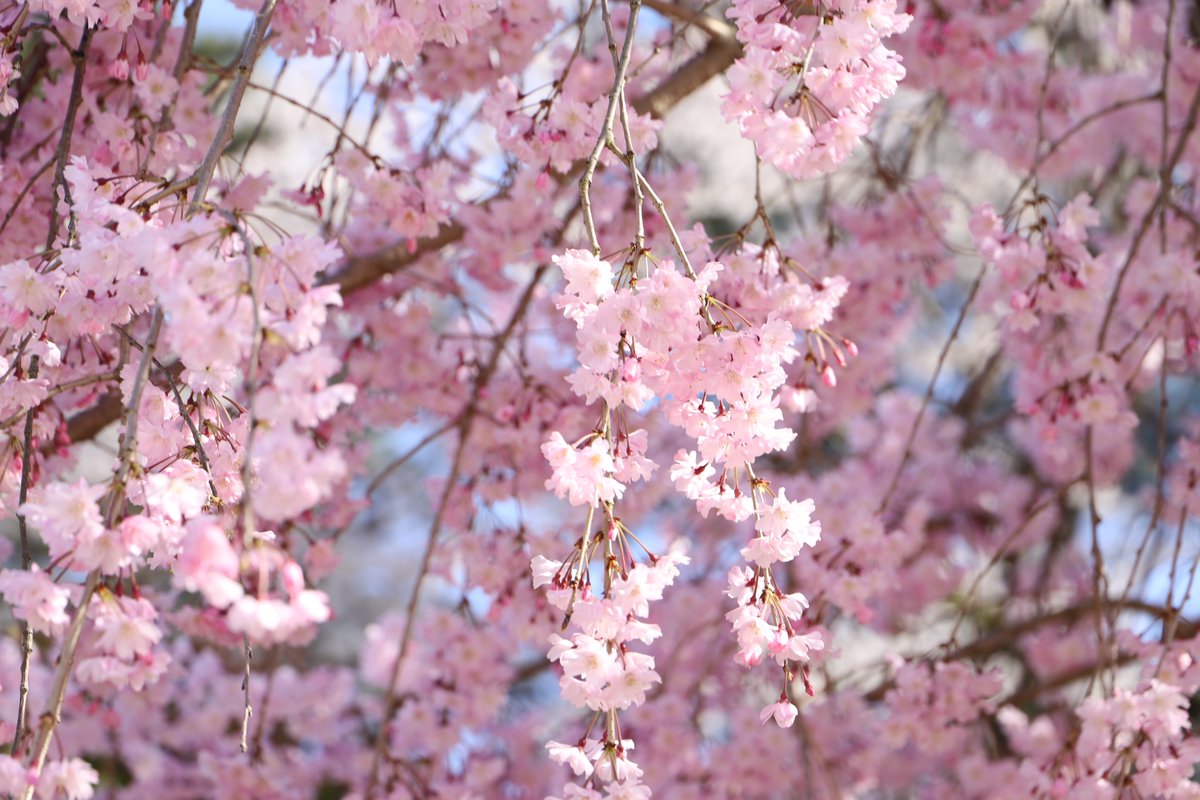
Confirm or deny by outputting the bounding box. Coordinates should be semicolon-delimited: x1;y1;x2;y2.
281;561;305;597
620;358;640;383
108;56;130;81
820;364;837;387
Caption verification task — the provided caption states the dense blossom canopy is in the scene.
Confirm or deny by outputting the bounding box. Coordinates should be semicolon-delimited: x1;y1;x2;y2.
0;0;1198;797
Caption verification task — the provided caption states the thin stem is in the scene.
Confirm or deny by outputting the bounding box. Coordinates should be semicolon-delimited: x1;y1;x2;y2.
18;571;99;800
11;353;39;756
365;419;460;496
189;0;279;210
240;634;253;753
20;309;163;784
1096;83;1200;350
877;266;987;515
44;24;94;248
363;263;550;798
579;0;643;254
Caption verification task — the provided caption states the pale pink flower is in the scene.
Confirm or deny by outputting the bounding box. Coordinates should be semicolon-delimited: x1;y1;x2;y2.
19;479;106;560
554;249;613;306
0;566;73;635
669;450;714;500
760;698;799;728
725;565;757;606
0;259;56;317
92;595;162;661
546;741;592;776
530;555;563;589
174;517;243;609
588;739;642;783
38;758;99;800
0;755;27;794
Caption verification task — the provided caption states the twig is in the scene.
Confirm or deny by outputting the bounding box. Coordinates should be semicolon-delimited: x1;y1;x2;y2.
943;482;1078;649
44;24;93;249
0;155;53;239
139;0;206;174
230;211;264;751
189;0;279;209
20;309;163;797
365;419;460;496
1082;428;1112;694
579;0;643;253
10;354;39;756
240;634;253;753
1096;83;1200;350
1005;92;1162;211
324;21;740;295
17;571;99;800
363;263;550;798
0;370;121;431
877;266;988;515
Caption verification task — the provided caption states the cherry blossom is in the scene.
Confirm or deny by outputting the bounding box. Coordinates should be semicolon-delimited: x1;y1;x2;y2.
0;0;1197;797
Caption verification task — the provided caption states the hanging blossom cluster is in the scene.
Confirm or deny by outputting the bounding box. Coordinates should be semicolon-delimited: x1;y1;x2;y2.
534;549;688;800
952;662;1200;798
0;152;352;794
722;0;911;179
532;248;698;800
534;235;844;798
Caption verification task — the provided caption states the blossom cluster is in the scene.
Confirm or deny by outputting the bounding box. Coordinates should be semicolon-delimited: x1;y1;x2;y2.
0;150;353;777
2;0;1200;797
536;548;688;799
723;0;911;178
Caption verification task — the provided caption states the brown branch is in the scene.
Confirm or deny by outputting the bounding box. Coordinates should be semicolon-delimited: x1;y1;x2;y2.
191;0;278;208
1096;82;1200;350
1005;654;1140;709
641;0;735;39
944;598;1185;664
861;598;1183;704
11;354;39;756
363;262;551;798
61;391;124;448
325;24;742;294
44;24;94;248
